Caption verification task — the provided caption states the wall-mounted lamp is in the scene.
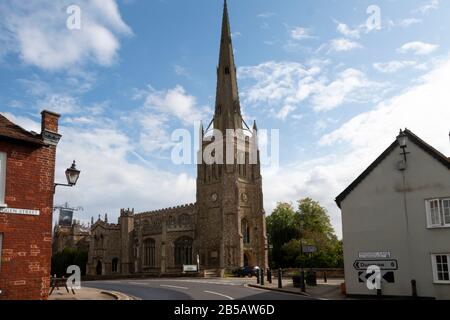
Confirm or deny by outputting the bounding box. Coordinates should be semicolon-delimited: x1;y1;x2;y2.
397;130;410;163
54;161;81;193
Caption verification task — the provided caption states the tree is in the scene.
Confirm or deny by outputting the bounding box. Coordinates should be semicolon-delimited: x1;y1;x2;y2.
267;198;343;268
266;202;299;268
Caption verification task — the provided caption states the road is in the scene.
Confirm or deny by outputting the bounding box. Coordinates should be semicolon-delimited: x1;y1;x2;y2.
83;278;315;300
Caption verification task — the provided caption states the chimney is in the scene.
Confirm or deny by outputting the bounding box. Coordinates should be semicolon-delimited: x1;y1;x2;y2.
41;110;61;146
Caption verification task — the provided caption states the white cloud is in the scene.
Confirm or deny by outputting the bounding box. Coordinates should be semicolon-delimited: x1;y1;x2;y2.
312;68;386;111
336;22;360;39
414;0;440;14
320;38;363;53
373;60;417;73
398;18;422;28
257;12;276;18
398;41;439;55
290;27;314;41
173;65;189;77
0;0;131;70
143;85;207;126
37;94;80;114
239;61;386;116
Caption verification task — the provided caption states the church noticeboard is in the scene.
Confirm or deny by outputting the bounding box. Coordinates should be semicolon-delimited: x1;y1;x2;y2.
0;207;40;216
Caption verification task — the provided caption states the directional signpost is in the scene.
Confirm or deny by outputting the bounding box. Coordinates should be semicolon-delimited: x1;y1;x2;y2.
353;260;398;271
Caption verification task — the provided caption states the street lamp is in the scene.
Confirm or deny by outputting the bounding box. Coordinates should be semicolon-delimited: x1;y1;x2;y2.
54;161;81;192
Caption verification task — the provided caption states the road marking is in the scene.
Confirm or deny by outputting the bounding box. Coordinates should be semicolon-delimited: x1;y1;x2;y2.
128;282;149;286
160;285;189;290
204;290;234;300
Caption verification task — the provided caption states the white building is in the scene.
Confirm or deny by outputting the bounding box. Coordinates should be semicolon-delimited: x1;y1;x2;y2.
337;129;450;299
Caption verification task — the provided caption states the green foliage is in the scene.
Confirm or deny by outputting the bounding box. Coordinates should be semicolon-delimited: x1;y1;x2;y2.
267;198;343;269
51;248;88;277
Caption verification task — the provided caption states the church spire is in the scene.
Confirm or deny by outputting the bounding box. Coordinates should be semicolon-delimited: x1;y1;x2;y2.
213;0;242;133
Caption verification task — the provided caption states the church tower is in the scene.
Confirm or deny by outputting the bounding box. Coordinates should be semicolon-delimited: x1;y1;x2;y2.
195;0;268;271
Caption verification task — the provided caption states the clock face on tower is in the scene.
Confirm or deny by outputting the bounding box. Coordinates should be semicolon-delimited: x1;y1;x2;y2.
211;193;218;202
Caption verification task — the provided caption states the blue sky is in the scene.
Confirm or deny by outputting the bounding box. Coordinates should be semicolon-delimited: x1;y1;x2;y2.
1;0;450;237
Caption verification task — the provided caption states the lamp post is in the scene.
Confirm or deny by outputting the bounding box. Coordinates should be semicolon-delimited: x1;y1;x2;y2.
54;161;81;193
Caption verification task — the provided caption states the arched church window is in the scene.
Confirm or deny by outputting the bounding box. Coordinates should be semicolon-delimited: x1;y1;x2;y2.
144;238;156;267
225;67;230;75
174;236;193;266
112;258;119;273
242;219;250;244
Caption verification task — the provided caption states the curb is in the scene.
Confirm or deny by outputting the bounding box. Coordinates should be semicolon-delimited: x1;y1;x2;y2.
100;290;140;300
247;284;311;297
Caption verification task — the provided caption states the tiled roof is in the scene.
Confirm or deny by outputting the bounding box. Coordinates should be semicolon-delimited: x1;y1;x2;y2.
0;114;44;145
335;129;450;209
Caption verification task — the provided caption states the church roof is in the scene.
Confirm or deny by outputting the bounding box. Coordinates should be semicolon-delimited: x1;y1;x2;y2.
0;113;44;146
335;129;450;208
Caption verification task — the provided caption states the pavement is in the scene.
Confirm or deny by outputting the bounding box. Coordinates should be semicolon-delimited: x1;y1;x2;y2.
48;286;136;300
82;277;317;300
248;278;347;300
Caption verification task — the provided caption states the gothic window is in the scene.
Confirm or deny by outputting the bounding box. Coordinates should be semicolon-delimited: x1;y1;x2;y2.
225;67;230;75
242;219;250;244
168;216;175;227
179;214;191;226
174;237;193;266
144;238;156;267
112;258;119;273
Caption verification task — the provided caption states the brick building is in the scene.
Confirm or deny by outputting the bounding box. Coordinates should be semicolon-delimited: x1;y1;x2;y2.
0;111;61;300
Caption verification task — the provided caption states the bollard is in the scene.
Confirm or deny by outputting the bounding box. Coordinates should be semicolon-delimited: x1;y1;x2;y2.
261;269;265;286
324;271;327;283
300;269;306;293
278;268;282;288
411;280;417;298
256;269;260;284
267;268;272;284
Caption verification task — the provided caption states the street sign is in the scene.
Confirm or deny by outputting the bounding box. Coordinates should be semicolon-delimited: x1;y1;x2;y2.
0;207;40;216
353;260;398;271
302;246;317;253
183;265;198;272
358;271;395;283
358;251;391;259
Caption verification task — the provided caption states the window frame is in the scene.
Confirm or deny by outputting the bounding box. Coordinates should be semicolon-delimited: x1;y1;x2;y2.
426;198;450;228
0;152;6;207
431;254;450;284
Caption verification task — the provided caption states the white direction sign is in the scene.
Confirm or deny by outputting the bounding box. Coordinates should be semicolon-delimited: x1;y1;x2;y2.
353;260;398;271
358;251;391;259
0;207;40;216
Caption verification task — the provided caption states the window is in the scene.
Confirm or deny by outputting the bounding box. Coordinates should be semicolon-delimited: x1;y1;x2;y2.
426;199;450;228
431;254;450;284
242;219;250;244
0;152;6;207
112;258;119;273
144;238;156;267
174;237;193;266
224;67;230;75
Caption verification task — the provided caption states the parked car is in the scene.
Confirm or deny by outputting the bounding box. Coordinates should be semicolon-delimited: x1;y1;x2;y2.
235;266;260;278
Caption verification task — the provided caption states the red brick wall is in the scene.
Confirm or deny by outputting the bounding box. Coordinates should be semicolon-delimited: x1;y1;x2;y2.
0;140;57;300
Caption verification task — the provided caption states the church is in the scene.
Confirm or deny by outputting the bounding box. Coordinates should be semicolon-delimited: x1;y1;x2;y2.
87;1;268;277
